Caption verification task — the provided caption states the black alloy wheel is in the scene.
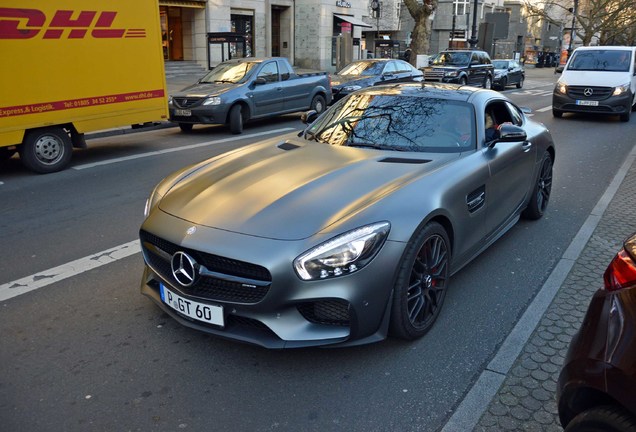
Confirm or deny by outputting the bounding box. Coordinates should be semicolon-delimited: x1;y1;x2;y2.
522;151;553;220
390;222;450;340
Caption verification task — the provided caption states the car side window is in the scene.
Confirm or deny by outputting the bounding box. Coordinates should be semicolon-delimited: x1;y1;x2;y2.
470;53;479;65
258;62;280;83
384;62;399;74
504;102;524;126
395;60;410;73
279;61;292;81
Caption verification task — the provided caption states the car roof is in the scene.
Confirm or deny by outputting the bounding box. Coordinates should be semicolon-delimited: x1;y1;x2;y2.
355;82;493;102
573;46;635;52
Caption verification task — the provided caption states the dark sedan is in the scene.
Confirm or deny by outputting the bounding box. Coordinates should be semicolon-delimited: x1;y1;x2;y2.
558;233;636;431
330;59;423;102
492;59;525;90
139;83;555;348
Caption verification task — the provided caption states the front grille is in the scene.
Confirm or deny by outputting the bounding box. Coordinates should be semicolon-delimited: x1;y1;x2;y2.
567;86;613;100
297;300;350;326
423;69;445;80
173;97;203;108
140;230;272;304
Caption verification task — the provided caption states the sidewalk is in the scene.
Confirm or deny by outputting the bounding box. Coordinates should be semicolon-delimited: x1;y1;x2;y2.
444;143;636;431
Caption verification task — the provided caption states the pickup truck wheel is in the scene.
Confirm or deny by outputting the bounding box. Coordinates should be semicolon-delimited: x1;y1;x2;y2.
178;123;193;132
20;127;72;173
458;77;467;86
228;104;244;134
310;95;326;114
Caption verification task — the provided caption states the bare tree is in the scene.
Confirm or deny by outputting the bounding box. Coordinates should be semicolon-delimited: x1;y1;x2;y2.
523;0;636;47
403;0;439;66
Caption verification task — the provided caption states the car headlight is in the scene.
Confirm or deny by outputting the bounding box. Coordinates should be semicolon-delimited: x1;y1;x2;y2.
494;71;503;77
445;71;458;77
343;85;362;92
168;95;173;105
294;222;390;281
144;184;164;218
555;81;567;95
613;83;630;96
203;96;222;106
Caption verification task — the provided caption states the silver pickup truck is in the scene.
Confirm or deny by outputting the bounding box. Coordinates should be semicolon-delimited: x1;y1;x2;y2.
169;57;332;134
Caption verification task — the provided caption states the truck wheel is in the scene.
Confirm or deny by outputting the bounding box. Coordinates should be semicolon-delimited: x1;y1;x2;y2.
310;95;326;114
459;77;467;85
20;127;72;173
228;104;244;134
178;123;193;132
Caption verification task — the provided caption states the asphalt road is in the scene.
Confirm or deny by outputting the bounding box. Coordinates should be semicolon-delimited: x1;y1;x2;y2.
1;74;635;431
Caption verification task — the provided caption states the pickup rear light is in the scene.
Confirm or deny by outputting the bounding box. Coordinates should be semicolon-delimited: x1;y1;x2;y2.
603;234;636;291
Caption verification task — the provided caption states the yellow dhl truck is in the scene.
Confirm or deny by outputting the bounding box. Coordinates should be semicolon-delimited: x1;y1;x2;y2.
0;0;168;173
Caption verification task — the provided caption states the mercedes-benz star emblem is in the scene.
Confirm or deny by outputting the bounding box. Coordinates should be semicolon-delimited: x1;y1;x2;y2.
171;251;198;287
583;88;593;97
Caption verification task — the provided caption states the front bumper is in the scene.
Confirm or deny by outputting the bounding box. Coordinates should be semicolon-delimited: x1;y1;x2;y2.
168;103;231;125
139;209;401;348
552;88;632;115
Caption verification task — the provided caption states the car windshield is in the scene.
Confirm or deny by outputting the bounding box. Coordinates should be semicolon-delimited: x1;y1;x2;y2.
492;60;510;69
199;61;259;83
567;50;632;72
304;92;476;153
337;61;386;76
431;52;470;66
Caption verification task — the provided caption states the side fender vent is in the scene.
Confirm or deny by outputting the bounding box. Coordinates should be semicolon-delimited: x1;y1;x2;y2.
278;142;300;151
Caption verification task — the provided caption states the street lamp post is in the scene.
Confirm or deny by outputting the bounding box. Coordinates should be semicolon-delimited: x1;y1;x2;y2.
567;0;578;59
468;0;479;49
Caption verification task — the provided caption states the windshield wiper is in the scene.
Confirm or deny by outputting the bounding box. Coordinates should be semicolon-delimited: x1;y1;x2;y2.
214;79;235;83
347;142;410;152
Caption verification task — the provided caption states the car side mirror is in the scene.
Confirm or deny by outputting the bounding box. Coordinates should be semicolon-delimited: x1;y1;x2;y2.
301;110;319;124
254;77;267;85
490;124;527;147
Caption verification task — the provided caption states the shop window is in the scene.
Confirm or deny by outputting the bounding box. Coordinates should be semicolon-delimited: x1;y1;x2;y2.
231;12;254;58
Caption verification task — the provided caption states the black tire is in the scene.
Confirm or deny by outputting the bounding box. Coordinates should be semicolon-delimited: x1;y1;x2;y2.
522;151;553;220
553;108;563;118
516;76;524;89
619;108;630;122
310;94;326;114
498;77;507;90
390;222;451;340
458;76;467;86
178;123;193;132
0;147;16;161
483;76;492;89
228;104;244;134
564;406;636;432
19;127;72;173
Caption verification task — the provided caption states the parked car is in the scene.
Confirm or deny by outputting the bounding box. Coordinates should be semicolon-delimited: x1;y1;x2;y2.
422;49;494;88
330;59;423;102
139;83;555;349
168;57;332;134
492;59;525;90
557;233;636;431
552;46;636;122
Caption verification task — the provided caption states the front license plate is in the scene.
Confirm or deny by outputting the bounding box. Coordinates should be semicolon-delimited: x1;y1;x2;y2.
175;109;191;116
576;100;598;106
160;284;224;327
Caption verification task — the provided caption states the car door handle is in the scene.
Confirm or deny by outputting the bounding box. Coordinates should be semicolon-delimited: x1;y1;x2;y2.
522;141;532;152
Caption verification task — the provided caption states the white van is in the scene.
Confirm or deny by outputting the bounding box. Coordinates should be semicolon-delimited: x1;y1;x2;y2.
552;46;636;122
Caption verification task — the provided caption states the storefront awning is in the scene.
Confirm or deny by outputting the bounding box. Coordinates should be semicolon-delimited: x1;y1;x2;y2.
159;1;206;8
334;14;373;28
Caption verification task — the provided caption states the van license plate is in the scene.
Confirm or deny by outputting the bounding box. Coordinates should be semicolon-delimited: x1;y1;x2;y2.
576;100;598;106
160;283;224;327
175;109;191;116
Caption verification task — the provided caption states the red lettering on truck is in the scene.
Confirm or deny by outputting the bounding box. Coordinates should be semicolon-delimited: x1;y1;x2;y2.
0;8;145;39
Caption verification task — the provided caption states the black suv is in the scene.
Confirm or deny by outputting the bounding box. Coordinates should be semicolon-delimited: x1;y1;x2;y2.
422;50;494;88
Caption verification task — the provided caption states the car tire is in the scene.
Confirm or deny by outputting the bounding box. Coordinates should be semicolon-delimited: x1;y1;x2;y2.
310;94;326;114
459;76;467;86
389;221;451;340
178;123;193;132
564;406;636;432
19;127;72;173
483;76;492;89
516;76;524;89
553;108;563;118
522;151;553;220
228;104;244;134
498;77;507;90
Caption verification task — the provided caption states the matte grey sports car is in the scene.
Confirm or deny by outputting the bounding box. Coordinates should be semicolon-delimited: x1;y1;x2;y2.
139;83;555;348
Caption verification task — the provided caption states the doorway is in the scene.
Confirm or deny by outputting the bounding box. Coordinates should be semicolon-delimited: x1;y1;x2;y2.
160;7;183;60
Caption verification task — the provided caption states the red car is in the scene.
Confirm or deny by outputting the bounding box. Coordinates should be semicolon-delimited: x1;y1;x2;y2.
558;233;636;431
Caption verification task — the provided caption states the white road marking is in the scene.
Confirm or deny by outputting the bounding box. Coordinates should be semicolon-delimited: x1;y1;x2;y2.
0;240;140;302
73;128;296;170
536;106;553;112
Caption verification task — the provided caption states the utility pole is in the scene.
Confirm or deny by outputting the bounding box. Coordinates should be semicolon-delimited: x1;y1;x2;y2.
468;0;479;49
567;0;578;59
449;14;456;49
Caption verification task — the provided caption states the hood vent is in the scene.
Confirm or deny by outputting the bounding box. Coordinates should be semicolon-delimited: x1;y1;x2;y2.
278;142;300;151
379;157;431;164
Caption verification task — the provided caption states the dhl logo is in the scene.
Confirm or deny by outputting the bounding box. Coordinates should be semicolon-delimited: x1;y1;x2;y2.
0;8;146;39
